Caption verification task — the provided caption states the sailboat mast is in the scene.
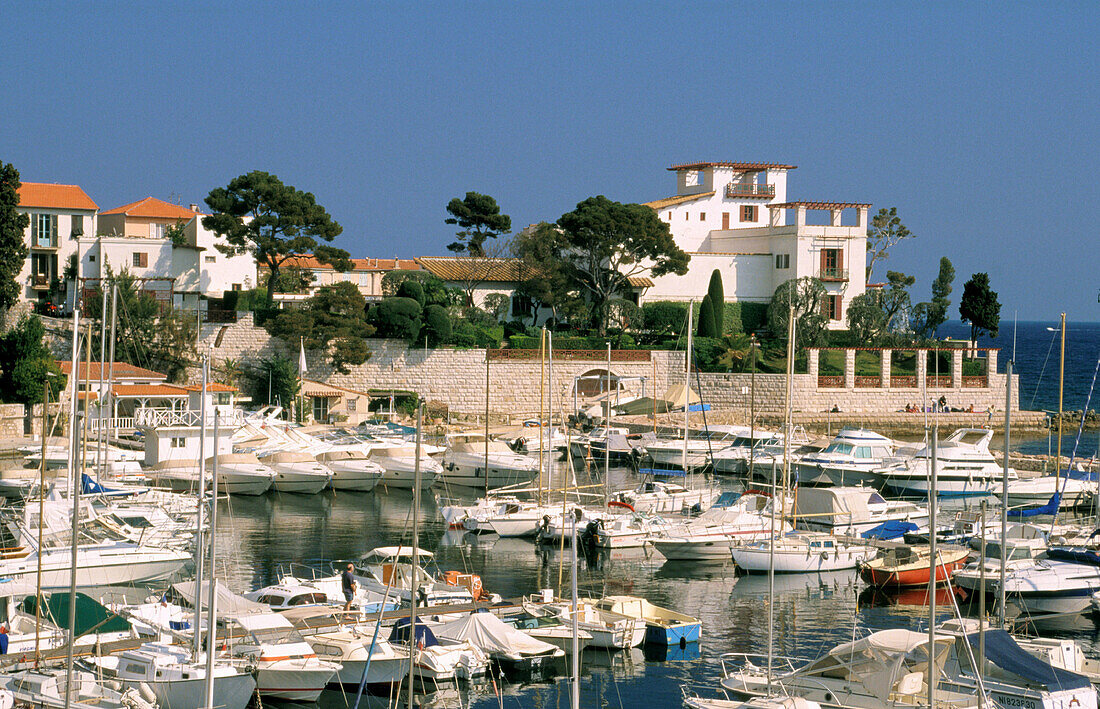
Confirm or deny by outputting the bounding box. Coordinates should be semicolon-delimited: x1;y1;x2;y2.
927;424;939;709
193;358;209;660
409;404;423;709
63;305;81;709
96;286;107;479
203;410;220;708
1055;313;1066;513
783;305;795;503
34;378;48;667
484;348;490;499
105;283;118;454
539;328;545;507
1000;359;1012;625
683;302;692;472
571;513;580;709
605;341;611;503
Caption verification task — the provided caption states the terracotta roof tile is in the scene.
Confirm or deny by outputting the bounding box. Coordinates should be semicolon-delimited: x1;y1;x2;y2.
100;197;202;219
643;192;715;210
57;361;168;381
414;257;533;283
627;276;654;288
182;382;238;392
668;161;796;172
113;384;189;397
282;255;421;272
17;183;98;211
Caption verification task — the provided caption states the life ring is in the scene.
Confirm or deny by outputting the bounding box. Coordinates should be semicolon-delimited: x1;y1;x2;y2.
608;500;634;512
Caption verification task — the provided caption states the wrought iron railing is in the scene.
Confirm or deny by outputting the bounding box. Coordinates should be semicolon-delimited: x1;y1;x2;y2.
488;349;651;362
725;183;775;198
816;267;848;281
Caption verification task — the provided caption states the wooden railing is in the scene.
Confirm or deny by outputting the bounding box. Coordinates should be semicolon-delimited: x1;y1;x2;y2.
135;408;244;428
725;183;775;198
817;375;845;388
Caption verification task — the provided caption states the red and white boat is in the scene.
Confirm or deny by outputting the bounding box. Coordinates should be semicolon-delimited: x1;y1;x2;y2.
857;544;970;588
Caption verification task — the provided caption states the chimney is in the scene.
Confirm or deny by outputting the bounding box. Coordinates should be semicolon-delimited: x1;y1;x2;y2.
189;204;200;213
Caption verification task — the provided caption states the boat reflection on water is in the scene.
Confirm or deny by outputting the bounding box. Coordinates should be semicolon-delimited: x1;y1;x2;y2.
857;584;963;609
730;569;859;598
643;641;701;662
583;646;647;678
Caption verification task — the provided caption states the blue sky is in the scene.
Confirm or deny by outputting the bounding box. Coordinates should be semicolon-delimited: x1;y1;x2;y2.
3;2;1098;322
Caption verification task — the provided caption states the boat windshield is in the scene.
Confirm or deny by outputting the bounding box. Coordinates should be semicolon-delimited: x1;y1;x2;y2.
824;443;855;455
249;626;307;645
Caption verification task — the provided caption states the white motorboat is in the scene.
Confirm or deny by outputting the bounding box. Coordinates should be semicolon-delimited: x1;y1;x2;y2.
651;491;788;562
355;546;481;606
999;550;1100;617
711;430;779;475
0;540;190;589
877;428;1018;498
82;642;256;709
537;507;610;545
366;446;441;490
731;531;873;574
794;428;898;488
3;669;152;709
258;450;333;493
611;479;720;515
314;450;385;491
309;629;410;686
207;453;276;495
1006;472;1094;508
229;612;341;702
463;499;556;538
441;433;540;489
718;629;987;709
793;486;929;537
245;576;398;615
644;425;750;469
589;511;673;549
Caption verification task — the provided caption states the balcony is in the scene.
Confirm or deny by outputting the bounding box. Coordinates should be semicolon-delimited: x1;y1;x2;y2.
816;267;849;282
30;274;51;290
725;183;775;199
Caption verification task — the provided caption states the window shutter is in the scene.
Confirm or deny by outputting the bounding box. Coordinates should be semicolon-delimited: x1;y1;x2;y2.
31;215;38;242
722;212;729;229
820;249;828;273
834;295;843;320
837;249;844;273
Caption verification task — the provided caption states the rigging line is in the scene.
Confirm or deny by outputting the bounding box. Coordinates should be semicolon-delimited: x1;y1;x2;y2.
1052;348;1100;535
1028;326;1060;410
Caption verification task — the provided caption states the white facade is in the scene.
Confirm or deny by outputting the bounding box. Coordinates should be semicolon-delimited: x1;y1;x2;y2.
14;183;99;309
642;162;870;328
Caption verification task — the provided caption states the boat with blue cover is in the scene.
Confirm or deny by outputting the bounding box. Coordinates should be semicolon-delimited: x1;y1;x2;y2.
593;594;701;646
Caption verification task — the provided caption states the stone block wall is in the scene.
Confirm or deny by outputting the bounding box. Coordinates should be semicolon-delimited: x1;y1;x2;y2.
0;404;25;437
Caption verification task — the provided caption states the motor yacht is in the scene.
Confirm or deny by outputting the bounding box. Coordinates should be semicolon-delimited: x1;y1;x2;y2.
365;445;441;490
206;453;277;495
313;449;385;491
643;425;750;469
793;428;898;488
793;486;929;537
229;612;341;702
876;428;1018;498
441;433;540;489
650;491;787;562
257;450;334;493
355;546;480;606
611;479;720;515
731;531;874;574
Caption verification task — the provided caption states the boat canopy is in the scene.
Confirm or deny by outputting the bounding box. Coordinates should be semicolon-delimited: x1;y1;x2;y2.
801;629;952;702
389;617;441;647
965;630;1092;691
435;611;559;658
360;546;434;560
260;451;317;463
794;487;886;524
171;579;265;615
231;611;295;632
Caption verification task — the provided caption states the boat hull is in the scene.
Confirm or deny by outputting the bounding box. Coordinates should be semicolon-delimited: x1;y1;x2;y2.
645;621;700;646
140;671;256;709
732;545;872;574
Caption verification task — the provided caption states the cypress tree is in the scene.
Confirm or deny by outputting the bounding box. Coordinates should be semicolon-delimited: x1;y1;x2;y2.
707;269;725;335
698;294;718;338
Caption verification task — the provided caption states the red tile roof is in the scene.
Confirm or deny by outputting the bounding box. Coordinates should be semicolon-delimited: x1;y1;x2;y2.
57;361;168;381
283;255;421;272
668;162;796;172
643;192;715;210
100;197;202;219
182;382;238;392
17;183;98;211
113;384;189;397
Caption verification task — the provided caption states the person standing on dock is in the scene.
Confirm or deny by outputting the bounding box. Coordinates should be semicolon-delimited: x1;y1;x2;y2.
341;563;357;612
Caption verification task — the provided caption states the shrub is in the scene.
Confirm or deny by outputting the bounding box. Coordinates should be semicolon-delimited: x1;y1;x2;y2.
698;295;718;338
221;289;240;311
707;270;725;334
397;279;425;306
370;297;423;340
422;304;452;346
641;301;689;342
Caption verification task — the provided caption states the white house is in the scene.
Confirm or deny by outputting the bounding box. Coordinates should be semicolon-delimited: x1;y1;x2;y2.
642;161;870;328
93;197;257;305
281;255;421;302
14;182;99;311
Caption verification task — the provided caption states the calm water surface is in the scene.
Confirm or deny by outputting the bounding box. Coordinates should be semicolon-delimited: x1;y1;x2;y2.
210;459;1100;709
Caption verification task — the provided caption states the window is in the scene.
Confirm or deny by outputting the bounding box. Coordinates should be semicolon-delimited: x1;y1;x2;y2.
70;215;83;238
823;294;843;321
88;255;95;263
699;212;706;221
820;248;845;279
205;255;216;263
775;254;790;269
511;293;534;317
32;214;58;248
150;223;166;239
666;212;672;220
231;283;242;291
171;437;186;448
312;397;329;422
740;205;758;222
685;212;689;220
722;212;730;229
132;252;148;268
347;398;357;412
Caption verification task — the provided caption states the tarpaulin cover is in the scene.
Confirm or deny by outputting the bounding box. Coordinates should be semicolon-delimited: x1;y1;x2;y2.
1045;546;1100;567
861;520;919;540
389;617;441;647
967;630;1091;691
1008;492;1062;519
171;579;265;615
435;611;558;658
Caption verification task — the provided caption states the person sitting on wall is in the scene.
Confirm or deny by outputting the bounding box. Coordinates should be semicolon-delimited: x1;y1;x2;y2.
831;404;840;413
938;395;948;412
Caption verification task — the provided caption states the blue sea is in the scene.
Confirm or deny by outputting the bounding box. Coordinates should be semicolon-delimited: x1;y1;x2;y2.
935;320;1100;459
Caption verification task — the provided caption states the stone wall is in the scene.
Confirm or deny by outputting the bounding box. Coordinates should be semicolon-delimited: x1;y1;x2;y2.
0;404;25;437
199;314;1022;418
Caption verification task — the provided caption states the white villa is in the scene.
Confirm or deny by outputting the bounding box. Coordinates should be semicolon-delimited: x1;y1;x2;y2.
14;183;99;311
641;161;870;327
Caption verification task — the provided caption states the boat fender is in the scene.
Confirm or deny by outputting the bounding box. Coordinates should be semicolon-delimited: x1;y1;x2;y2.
608;500;634;512
820;551;829;561
138;683;157;705
105;680;122;691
